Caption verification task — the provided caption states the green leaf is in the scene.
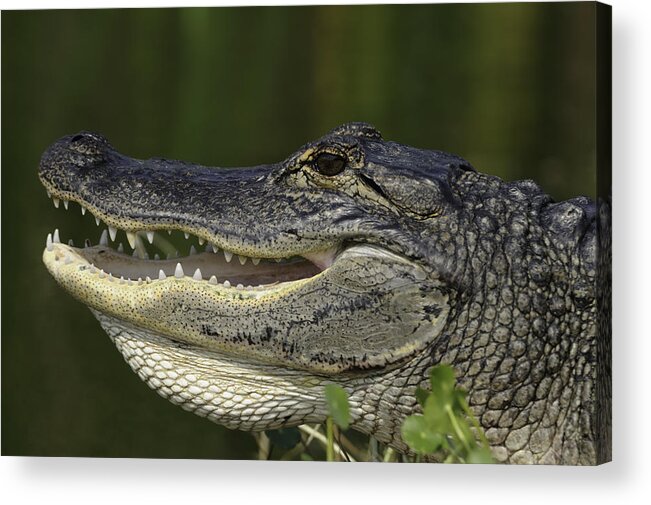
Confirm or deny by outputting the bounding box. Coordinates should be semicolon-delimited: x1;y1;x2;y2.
265;427;301;449
429;365;456;397
324;384;350;430
446;388;469;416
422;392;452;433
466;447;494;464
415;386;429;408
401;415;444;454
457;419;476;447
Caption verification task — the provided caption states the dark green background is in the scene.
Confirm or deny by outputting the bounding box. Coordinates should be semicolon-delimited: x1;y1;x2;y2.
2;3;598;458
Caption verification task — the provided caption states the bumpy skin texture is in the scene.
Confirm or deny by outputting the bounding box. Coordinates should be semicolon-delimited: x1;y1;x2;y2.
39;123;611;464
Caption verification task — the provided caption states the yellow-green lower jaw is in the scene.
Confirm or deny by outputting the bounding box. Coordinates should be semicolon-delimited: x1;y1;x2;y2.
43;230;328;364
43;221;445;377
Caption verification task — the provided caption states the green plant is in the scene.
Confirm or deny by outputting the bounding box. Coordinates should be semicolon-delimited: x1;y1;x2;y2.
324;384;351;461
401;365;493;463
256;365;493;463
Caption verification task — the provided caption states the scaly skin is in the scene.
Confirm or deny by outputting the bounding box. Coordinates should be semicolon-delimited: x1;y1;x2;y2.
39;123;611;464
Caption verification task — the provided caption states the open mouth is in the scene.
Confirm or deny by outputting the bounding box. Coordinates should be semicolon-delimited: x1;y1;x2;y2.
43;195;336;293
40;179;446;376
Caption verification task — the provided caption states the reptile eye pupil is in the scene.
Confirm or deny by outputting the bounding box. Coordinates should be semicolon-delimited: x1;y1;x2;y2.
315;153;346;176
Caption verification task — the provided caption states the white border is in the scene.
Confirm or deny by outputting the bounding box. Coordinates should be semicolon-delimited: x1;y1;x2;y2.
2;0;651;503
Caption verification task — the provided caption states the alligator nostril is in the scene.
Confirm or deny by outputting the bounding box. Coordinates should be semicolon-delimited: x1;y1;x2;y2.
65;131;111;158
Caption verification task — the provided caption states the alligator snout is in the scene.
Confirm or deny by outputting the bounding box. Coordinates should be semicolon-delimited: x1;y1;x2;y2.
39;131;118;195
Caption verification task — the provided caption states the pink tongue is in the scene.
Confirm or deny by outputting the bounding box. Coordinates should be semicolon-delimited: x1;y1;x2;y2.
301;248;338;270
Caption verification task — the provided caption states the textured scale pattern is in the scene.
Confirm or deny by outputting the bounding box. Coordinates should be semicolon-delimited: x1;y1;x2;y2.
427;172;600;464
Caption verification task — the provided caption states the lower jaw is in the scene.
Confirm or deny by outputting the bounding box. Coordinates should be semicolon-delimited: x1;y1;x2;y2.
42;240;327;358
43;236;433;377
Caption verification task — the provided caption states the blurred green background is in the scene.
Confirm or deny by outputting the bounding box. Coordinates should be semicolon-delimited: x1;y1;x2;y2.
2;3;597;458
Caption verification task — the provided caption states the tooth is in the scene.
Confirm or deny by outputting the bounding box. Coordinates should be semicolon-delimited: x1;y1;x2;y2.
223;280;231;288
175;250;179;258
198;237;205;245
238;255;248;265
81;207;86;216
184;232;190;239
108;273;114;282
174;263;184;278
53;198;60;208
90;264;97;274
127;279;133;286
146;276;152;283
95;216;101;226
47;191;51;199
212;244;219;254
53;229;60;243
63;199;69;210
64;254;73;265
117;242;124;253
236;283;243;290
166;252;173;260
99;269;105;279
126;232;137;249
167;230;172;235
154;253;160;260
108;226;117;241
224;250;233;262
84;238;91;248
209;275;218;285
46;233;53;251
189;245;197;255
68;239;74;247
252;257;261;265
138;277;143;284
99;229;109;246
146;231;155;244
158;269;166;280
119;276;125;284
193;268;202;281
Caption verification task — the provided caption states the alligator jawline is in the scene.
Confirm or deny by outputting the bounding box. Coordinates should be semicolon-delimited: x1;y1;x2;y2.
42;198;332;291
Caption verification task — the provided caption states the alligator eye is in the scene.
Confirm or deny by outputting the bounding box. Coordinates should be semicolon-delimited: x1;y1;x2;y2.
314;153;346;176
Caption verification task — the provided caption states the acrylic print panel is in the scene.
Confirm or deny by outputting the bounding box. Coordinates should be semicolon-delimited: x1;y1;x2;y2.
1;2;611;464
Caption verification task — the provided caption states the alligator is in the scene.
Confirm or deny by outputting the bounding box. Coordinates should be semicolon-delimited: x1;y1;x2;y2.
38;122;611;465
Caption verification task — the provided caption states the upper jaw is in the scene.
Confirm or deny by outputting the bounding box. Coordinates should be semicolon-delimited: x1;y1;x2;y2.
38;131;413;296
38;132;341;261
38;132;374;299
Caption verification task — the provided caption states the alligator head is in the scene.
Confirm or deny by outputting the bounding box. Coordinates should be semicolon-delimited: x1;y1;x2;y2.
39;122;608;464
